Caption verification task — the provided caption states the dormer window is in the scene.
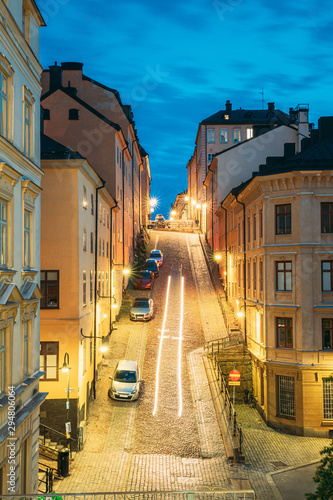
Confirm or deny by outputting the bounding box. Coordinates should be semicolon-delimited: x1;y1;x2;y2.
224;114;229;120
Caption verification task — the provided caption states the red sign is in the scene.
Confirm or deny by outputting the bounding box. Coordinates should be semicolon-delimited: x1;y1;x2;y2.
229;369;241;382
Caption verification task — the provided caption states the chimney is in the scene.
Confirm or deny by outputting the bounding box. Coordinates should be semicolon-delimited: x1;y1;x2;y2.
267;102;275;111
318;117;333;142
225;100;232;113
49;62;62;92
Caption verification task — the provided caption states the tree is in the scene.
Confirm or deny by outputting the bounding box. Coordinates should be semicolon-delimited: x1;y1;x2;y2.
306;441;333;499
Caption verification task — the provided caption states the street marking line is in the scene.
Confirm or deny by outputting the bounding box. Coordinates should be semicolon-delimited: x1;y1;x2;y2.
153;275;171;416
154;234;159;250
178;276;184;417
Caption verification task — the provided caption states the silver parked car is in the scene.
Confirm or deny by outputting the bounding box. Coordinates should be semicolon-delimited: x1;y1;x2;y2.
130;297;154;321
108;360;142;401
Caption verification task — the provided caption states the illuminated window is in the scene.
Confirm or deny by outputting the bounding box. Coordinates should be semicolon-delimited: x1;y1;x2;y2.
83;186;87;208
277;317;293;348
207;129;215;143
247;128;253;139
83;228;87;251
102;271;104;296
40;342;59;381
83;270;87;306
220;129;228;143
233;128;241;143
90;271;93;303
276;262;292;291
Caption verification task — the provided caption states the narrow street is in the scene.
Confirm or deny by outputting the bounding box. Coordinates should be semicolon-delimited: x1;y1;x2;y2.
54;231;331;499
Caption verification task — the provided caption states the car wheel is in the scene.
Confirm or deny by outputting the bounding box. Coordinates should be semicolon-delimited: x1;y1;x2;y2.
108;388;112;399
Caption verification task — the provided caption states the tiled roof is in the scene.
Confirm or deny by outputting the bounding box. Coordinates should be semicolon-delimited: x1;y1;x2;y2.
201;108;291;126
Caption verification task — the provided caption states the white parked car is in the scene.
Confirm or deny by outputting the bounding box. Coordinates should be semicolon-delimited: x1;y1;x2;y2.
108;360;142;401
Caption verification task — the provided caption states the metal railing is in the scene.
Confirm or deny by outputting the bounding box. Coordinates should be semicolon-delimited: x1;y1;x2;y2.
0;489;256;500
204;337;244;357
40;423;76;454
38;463;54;494
210;354;243;459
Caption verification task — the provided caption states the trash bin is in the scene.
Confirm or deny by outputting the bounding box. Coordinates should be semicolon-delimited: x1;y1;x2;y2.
58;448;70;477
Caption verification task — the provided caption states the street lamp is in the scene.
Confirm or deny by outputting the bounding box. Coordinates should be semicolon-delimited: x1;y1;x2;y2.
61;352;71;449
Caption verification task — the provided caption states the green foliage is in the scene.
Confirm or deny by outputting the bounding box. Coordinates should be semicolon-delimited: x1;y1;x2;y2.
306;441;333;499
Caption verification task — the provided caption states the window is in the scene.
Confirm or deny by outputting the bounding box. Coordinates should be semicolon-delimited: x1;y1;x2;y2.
99;238;101;256
91;194;94;215
224;114;229;120
102;271;104;296
23;98;32;158
246;128;253;139
0;201;7;268
90;340;93;364
99;203;102;222
106;272;109;295
277;317;293;348
322;261;333;292
247;260;251;289
24;210;31;269
83;186;87;209
276;261;292;291
253;261;256;290
0;329;5;396
83;228;87;251
207;129;215;143
69;109;79;120
107;212;109;228
247;217;250;242
23;322;29;379
90;232;94;253
322;319;333;349
117;147;119;164
259;209;263;238
323;378;333;420
278;375;295;417
276;204;291;235
0;70;8;138
90;270;93;303
83;270;86;306
106;242;109;258
40;342;59;381
321;203;333;233
102;240;105;257
40;271;59;309
233;128;241;143
103;208;105;225
207;154;214;162
220;129;228;143
98;271;101;296
253;215;256;240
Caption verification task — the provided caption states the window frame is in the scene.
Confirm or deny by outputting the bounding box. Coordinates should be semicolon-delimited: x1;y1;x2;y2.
83;270;87;307
278;375;295;418
321;203;333;233
207;128;215;143
220;128;228;143
0;200;7;269
0;328;5;397
276;317;293;348
323;378;333;420
276;261;292;291
40;341;59;381
322;261;333;292
40;270;59;309
0;70;8;138
233;128;241;143
275;204;291;235
22;321;29;380
322;319;333;349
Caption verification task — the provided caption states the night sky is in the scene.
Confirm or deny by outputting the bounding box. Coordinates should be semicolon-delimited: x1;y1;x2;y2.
38;0;333;217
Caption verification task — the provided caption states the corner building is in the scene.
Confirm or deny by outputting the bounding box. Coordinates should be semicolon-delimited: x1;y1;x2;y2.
218;120;333;436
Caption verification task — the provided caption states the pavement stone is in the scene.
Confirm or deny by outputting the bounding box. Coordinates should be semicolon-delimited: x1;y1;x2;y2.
53;231;331;500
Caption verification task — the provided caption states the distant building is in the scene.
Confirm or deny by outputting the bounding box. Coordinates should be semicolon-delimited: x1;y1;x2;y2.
217;117;333;436
40;134;117;447
0;0;46;494
171;190;189;220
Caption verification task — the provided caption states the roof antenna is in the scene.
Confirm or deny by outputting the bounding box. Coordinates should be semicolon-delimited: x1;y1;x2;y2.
259;88;264;110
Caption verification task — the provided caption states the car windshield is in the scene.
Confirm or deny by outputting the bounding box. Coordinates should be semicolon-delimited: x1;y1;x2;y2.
150;251;161;257
133;300;149;308
114;370;137;383
139;271;151;279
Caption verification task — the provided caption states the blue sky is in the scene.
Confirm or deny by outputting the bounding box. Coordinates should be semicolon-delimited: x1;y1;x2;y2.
38;0;333;217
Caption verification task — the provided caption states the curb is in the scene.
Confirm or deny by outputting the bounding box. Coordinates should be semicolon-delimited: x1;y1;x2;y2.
266;460;320;500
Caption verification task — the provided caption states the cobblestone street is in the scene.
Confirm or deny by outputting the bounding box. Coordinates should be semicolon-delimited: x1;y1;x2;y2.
54;231;331;499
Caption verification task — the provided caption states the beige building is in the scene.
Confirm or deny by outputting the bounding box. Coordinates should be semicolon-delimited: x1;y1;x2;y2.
218;119;333;436
0;0;46;494
40;134;117;447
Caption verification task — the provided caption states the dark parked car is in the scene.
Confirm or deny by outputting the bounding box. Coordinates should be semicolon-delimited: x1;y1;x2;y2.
143;258;159;276
149;249;163;267
133;270;154;290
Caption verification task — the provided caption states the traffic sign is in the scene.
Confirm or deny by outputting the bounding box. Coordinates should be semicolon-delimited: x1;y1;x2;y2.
229;369;241;382
229;381;241;386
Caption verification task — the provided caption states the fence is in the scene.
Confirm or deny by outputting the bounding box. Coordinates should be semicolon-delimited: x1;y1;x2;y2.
0;489;256;500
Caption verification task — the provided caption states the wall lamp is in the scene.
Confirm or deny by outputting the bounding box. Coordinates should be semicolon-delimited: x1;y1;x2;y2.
237;303;259;318
80;330;108;352
111;295;118;309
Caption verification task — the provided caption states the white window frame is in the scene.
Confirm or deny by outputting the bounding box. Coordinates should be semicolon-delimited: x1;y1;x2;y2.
0;200;7;268
22;321;29;380
23;209;31;269
207;128;215;143
233;128;241;143
220;128;228;143
22;86;35;160
83;270;87;306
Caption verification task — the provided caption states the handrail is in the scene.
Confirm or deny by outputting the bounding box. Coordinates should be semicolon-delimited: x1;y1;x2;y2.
40;423;76;441
38;463;54;494
211;353;243;459
204;336;244;356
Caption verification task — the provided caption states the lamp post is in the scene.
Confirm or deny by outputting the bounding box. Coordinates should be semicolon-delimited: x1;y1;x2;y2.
61;352;71;449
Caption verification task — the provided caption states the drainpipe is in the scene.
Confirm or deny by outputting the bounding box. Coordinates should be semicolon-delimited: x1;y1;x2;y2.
109;200;118;335
132;139;139;255
235;195;247;345
121;146;128;292
220;204;228;301
93;178;106;400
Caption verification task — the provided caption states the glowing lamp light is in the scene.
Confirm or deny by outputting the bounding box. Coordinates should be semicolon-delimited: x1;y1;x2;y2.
171;210;176;216
100;345;108;353
150;197;158;207
103;313;107;319
150;208;154;213
185;196;189;201
196;203;201;209
191;199;196;206
237;311;244;318
170;217;174;221
203;203;207;209
215;254;222;261
112;303;118;309
123;268;130;275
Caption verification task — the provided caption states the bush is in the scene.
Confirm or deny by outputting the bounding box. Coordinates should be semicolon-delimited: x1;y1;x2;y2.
306;441;333;499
